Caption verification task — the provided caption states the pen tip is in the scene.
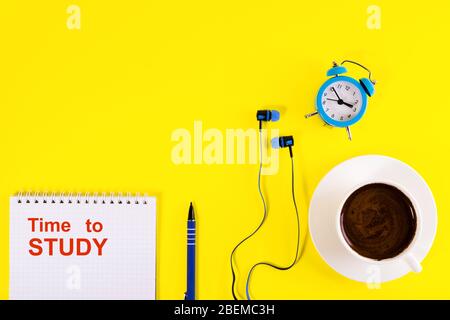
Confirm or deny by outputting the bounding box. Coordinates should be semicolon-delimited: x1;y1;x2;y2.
188;202;195;220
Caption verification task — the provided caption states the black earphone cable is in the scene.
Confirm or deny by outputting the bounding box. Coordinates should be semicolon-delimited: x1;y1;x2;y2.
245;149;300;300
230;125;268;300
230;123;301;300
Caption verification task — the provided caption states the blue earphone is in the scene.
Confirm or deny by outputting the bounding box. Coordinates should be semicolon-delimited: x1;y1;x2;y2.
230;110;300;300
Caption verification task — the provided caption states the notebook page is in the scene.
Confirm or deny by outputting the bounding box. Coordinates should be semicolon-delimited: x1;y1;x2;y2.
9;194;156;300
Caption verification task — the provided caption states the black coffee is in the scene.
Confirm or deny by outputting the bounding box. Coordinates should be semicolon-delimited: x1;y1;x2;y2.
340;183;417;260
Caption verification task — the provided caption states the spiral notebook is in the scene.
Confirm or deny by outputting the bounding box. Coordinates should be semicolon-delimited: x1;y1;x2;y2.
9;193;156;300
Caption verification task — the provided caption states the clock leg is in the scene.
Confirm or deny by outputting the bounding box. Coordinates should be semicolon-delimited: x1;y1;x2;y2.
305;111;318;118
346;126;352;141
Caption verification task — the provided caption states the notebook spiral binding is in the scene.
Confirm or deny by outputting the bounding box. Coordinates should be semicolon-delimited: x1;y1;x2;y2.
14;192;150;205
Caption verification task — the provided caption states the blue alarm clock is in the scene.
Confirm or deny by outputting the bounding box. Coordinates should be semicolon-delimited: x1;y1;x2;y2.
305;60;376;140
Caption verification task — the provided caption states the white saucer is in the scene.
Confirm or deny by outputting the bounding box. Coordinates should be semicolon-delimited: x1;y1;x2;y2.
309;155;437;283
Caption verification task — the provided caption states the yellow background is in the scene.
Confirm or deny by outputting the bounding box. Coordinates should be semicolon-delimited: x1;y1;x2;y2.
1;0;449;299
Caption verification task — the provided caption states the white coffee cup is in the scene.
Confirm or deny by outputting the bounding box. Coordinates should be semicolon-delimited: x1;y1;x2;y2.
335;179;423;273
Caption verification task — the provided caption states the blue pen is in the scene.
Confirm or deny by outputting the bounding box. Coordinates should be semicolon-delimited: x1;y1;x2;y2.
185;202;196;300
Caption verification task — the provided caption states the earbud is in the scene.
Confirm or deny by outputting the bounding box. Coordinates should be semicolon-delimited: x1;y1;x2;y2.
271;136;294;149
256;110;280;122
271;135;294;157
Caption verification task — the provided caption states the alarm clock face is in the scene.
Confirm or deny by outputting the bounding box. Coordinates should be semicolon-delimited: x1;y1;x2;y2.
316;76;367;128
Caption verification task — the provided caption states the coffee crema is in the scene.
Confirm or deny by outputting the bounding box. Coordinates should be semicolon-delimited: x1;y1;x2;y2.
340;183;417;260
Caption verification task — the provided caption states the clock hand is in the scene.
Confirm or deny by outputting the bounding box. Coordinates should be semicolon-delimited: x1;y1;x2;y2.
341;101;354;108
331;87;342;100
326;98;354;108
